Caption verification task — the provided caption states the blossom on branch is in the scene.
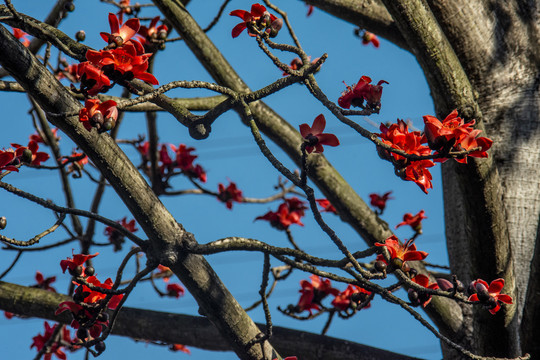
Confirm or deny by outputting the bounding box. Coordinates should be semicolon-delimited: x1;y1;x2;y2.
100;13;141;48
369;191;392;214
60;252;98;276
299;114;340;154
170;344;191;354
104;217;138;252
375;235;428;268
396;210;427;233
468;278;513;314
296;275;339;314
338;76;388;110
316;198;337;214
218;181;243;209
409;274;439;307
166;283;185;298
31;322;71;360
32;271;57;292
255;197;306;231
78;99;118;132
362;31;380;48
11;141;49;166
230;3;282;38
331;284;372;311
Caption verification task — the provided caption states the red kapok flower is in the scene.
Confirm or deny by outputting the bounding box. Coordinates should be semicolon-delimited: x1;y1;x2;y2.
0;149;19;173
230;3;282;38
410;274;439;307
468;278;513;315
297;275;339;314
170;344;191;354
403;160;434;194
375;235;428;263
331;284;372;311
104;217;138;252
362;31;380;48
78;99;118;132
423;109;473;152
306;4;314;16
156;264;172;282
166;283;185;298
30;128;60;145
316;198;337;214
218;181;243;209
255;198;307;230
395;210;427;232
60;252;99;276
33;271;57;292
12;27;30;47
75;61;112;96
282;56;320;76
61;151;89;177
11;141;50;166
454;129;493;164
369;191;393;213
31;322;70;360
86;44;158;85
80;276;124;309
299;114;340;154
100;12;140;48
338;76;388;110
138;16;168;48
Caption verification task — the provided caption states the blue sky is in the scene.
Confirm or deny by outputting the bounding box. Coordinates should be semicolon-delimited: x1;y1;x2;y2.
0;1;446;359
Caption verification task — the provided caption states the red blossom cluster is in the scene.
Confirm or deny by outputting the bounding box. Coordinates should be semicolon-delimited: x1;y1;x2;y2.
104;217;138;252
218;181;243;209
375;235;428;270
377;110;492;193
137;142;207;185
74;13;160;133
293;275;371;315
299;114;340;154
409;274;439;307
255;197;307;231
56;253;123;347
423;109;493;163
230;3;283;38
338;75;388;110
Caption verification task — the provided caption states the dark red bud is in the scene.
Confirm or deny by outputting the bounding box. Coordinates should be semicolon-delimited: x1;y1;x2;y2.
477;289;491;302
409;268;418;278
70;265;83;277
90;112;104;127
401;262;411;273
486;297;498;309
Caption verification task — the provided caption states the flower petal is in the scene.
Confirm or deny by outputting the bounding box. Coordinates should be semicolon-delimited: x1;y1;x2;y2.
311;114;326;135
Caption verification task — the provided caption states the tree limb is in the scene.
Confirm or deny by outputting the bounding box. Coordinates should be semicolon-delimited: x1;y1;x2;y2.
0;281;424;360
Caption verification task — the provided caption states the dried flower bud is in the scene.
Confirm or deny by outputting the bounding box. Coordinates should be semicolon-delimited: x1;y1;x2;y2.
408;289;420;306
437;278;454;291
374;260;387;273
0;216;6;230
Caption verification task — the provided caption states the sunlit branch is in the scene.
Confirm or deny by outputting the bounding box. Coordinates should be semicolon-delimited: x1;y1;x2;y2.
0;213;66;247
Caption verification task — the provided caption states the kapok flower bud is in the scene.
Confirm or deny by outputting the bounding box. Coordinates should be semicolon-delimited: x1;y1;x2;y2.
21;148;33;163
90;112;104;128
269;18;283;38
95;341;106;353
408;289;420;306
0;216;6;230
437;278;454;291
158;30;168;40
75;30;86;42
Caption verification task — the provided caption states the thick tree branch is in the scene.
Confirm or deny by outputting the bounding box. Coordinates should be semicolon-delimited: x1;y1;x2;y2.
0;23;278;360
379;0;517;357
0;281;423;360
